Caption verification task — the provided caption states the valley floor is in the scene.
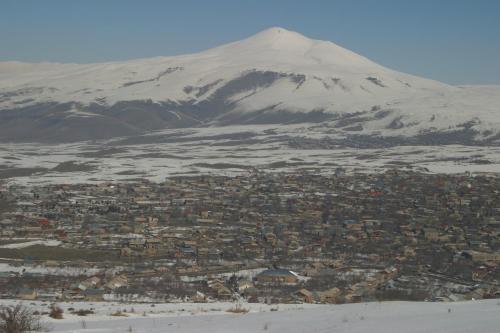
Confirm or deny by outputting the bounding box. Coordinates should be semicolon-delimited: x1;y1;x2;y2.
1;124;500;185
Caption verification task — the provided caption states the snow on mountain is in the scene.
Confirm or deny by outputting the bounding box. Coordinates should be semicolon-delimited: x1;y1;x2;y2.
0;27;499;143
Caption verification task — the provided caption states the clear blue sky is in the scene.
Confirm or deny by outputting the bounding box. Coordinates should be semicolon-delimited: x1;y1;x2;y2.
1;0;500;85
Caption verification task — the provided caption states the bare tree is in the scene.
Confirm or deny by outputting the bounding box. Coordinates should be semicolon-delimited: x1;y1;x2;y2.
0;304;44;333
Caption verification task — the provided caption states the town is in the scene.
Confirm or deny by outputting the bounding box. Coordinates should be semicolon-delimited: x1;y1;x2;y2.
0;170;499;305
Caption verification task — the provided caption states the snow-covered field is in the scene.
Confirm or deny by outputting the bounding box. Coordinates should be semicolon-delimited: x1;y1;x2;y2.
1;124;499;185
1;299;499;333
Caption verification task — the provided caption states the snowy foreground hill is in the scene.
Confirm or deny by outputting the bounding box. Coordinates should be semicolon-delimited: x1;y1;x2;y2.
2;299;499;333
1;27;500;143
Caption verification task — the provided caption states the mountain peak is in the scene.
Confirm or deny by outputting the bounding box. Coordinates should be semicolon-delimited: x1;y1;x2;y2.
244;27;312;48
206;27;383;73
253;26;304;38
206;26;318;59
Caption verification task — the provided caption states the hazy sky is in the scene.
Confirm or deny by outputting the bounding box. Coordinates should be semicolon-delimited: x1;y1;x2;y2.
1;0;500;85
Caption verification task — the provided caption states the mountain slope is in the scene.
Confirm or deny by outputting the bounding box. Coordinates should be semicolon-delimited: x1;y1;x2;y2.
1;27;499;143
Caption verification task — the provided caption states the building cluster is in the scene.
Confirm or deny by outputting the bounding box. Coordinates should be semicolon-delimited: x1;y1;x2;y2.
0;170;499;303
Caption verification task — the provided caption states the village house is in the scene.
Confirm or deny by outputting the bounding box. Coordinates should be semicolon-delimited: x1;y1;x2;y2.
255;269;299;284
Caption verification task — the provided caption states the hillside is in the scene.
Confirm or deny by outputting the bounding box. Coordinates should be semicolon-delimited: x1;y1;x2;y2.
1;299;498;333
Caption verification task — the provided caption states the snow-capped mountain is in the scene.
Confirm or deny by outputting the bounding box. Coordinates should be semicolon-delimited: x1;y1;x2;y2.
1;27;499;143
